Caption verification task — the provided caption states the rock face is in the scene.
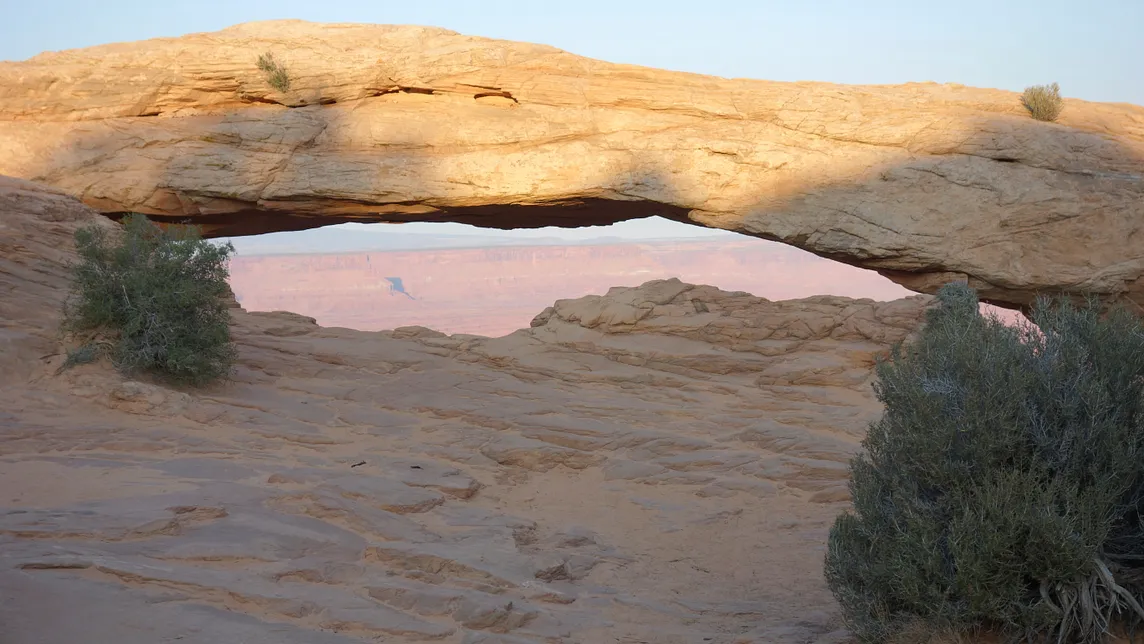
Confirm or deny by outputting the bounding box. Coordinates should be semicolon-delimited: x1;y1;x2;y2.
0;177;933;643
1;21;1142;315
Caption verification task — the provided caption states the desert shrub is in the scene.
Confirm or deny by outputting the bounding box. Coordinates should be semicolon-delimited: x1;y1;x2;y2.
1022;82;1064;121
826;282;1144;643
257;52;290;92
62;213;237;386
62;342;102;369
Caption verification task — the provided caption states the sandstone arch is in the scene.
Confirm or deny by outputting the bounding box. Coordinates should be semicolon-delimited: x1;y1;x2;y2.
1;20;1142;315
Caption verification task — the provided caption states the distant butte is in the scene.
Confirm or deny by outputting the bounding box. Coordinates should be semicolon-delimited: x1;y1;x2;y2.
1;20;1142;315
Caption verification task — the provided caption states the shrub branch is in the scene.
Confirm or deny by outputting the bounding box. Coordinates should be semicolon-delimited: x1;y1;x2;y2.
257;52;290;92
1022;82;1064;122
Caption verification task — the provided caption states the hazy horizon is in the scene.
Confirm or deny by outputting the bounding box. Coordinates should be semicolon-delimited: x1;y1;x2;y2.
223;217;742;256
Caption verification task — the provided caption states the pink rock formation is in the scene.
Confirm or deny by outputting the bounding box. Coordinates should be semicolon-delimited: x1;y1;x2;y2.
0;176;934;643
1;21;1142;314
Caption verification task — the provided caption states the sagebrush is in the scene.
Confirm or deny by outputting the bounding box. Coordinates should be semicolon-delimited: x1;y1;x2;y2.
257;52;290;92
1022;82;1064;121
826;282;1144;643
62;213;237;386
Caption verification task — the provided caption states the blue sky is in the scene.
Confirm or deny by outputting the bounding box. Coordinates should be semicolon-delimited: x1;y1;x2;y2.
4;0;1140;242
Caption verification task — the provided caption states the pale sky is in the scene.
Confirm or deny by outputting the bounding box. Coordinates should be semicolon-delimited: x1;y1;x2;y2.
4;0;1140;243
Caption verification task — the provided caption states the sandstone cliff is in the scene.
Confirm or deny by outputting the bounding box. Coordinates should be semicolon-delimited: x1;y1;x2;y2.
0;176;932;643
1;21;1142;315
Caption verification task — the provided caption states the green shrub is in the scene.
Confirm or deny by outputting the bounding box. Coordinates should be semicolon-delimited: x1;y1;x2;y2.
826;282;1144;643
62;342;102;369
1022;82;1064;122
62;213;237;386
257;52;290;92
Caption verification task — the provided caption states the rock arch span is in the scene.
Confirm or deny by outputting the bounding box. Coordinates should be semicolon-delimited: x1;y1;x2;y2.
1;20;1142;315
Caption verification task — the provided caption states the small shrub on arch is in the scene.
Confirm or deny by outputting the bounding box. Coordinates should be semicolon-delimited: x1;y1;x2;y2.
62;213;237;386
1022;82;1064;121
257;52;290;92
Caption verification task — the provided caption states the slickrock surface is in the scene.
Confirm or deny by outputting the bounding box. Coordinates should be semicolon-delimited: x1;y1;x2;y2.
0;176;933;643
2;21;1143;314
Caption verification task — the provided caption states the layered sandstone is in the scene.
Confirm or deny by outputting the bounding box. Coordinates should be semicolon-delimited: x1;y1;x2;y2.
1;21;1142;315
0;177;933;643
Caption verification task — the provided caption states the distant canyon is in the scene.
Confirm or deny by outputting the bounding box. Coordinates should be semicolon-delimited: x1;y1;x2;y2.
227;237;1021;337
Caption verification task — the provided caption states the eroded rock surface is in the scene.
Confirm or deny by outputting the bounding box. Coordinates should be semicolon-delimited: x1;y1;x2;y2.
1;21;1142;314
0;178;932;642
